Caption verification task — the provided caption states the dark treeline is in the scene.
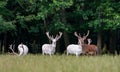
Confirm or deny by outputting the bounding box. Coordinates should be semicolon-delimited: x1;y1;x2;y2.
0;0;120;54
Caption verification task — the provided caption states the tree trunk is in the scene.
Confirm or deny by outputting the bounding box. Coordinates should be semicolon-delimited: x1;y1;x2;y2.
43;19;48;32
97;31;102;54
109;30;116;54
0;40;1;53
63;32;69;47
2;34;7;53
60;7;69;48
43;19;51;44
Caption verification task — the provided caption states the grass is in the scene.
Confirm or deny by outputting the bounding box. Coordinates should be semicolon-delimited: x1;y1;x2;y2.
0;54;120;72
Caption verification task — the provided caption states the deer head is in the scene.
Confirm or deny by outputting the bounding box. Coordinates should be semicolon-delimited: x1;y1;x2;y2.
87;38;92;45
46;32;62;47
74;30;90;44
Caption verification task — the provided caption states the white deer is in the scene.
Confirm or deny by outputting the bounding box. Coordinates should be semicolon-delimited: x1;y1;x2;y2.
66;32;82;56
42;32;62;56
9;43;29;56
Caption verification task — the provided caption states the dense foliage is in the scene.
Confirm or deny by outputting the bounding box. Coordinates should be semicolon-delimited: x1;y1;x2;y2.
0;0;120;54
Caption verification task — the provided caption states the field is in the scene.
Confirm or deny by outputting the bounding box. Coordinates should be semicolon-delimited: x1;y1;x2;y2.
0;54;120;72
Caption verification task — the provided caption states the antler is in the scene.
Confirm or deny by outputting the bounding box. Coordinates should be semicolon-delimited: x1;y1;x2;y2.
55;32;63;40
83;30;90;40
9;44;18;55
84;30;90;38
74;32;81;38
46;32;54;40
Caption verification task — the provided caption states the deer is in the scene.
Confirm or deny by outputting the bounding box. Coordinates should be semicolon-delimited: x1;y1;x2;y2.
66;37;82;56
42;32;62;56
87;38;92;45
86;38;97;55
74;30;98;55
9;43;29;56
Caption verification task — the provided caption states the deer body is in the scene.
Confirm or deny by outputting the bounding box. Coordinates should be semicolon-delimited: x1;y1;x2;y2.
42;43;56;55
66;32;83;56
82;44;97;55
42;32;62;56
74;30;98;55
18;43;28;56
67;44;82;56
9;43;29;56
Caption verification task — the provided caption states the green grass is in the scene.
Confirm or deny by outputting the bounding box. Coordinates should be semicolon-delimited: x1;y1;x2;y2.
0;54;120;72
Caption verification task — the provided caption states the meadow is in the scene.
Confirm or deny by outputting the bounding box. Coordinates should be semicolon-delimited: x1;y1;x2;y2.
0;54;120;72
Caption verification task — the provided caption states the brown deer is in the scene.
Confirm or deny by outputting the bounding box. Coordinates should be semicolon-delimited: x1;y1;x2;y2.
74;30;98;55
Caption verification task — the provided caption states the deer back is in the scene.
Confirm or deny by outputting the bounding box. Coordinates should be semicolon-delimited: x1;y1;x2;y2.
82;44;97;55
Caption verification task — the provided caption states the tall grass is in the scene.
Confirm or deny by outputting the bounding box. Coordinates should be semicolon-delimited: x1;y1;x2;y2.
0;54;120;72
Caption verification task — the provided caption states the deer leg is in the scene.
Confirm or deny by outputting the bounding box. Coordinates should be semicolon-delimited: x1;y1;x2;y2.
76;53;79;57
67;52;69;56
42;52;45;55
49;53;52;57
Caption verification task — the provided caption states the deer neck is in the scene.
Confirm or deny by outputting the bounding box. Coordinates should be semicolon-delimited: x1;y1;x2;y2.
51;42;56;48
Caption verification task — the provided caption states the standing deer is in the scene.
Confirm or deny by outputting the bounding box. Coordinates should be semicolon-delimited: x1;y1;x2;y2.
9;43;29;56
75;30;98;55
42;32;62;56
66;37;82;56
86;38;97;55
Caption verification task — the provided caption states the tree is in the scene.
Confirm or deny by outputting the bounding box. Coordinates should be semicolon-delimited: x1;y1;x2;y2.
23;0;74;52
87;0;120;54
0;0;16;53
0;0;120;54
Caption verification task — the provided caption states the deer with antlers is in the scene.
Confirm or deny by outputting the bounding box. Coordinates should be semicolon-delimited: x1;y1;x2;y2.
66;34;82;56
74;30;98;55
66;41;82;56
42;32;62;56
9;43;29;56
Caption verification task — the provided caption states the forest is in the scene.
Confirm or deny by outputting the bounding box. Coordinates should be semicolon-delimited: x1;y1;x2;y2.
0;0;120;55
